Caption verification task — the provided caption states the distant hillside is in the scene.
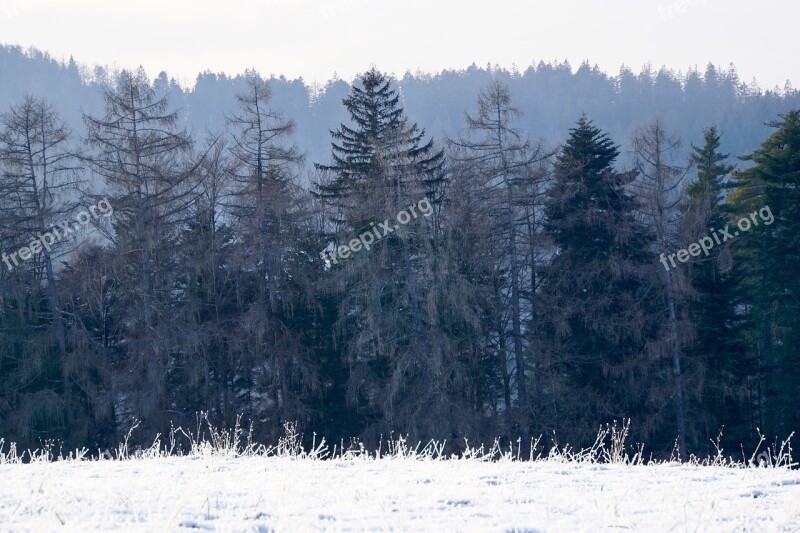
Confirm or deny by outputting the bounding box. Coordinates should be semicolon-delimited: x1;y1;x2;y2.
2;43;799;168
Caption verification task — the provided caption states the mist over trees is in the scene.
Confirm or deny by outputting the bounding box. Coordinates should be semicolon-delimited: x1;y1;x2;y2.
2;44;799;169
1;46;799;459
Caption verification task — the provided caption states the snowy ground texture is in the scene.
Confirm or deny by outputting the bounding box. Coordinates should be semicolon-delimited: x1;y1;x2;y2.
1;426;799;531
3;456;800;531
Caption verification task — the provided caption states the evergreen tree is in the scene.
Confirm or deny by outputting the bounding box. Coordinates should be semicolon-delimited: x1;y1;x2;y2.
316;68;445;231
729;111;800;440
682;127;754;452
542;116;664;446
315;69;480;444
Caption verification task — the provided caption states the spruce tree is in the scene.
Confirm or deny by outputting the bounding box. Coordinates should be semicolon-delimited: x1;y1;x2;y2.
316;67;444;231
542;116;663;446
729;111;800;440
316;69;480;444
682;127;753;452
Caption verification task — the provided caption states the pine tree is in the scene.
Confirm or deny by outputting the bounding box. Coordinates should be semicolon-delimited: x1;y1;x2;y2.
542;115;663;446
729;111;800;440
316;69;480;444
681;127;754;452
316;67;444;232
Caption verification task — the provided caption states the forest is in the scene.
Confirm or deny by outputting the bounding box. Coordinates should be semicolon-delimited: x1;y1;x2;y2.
1;53;799;461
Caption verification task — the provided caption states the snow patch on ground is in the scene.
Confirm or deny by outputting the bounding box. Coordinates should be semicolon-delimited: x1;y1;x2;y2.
1;456;799;531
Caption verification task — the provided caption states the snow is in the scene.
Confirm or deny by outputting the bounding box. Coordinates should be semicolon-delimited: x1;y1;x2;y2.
1;454;799;531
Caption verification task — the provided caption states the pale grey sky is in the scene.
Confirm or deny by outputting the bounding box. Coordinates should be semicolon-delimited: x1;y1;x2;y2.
0;0;796;89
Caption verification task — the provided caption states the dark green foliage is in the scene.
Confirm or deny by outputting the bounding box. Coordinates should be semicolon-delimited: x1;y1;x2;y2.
315;69;487;446
682;128;754;452
316;68;445;230
542;116;665;445
729;112;800;440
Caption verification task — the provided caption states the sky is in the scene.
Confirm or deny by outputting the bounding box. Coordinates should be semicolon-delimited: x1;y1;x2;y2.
0;0;796;89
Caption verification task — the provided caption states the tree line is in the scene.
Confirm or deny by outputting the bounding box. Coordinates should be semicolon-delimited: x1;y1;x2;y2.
0;67;797;460
4;44;800;167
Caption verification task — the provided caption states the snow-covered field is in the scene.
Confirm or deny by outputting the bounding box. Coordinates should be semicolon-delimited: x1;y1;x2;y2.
2;448;799;532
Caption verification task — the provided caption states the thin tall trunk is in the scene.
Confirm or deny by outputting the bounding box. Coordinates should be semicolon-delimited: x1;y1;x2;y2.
663;268;687;461
496;101;529;438
25;111;71;423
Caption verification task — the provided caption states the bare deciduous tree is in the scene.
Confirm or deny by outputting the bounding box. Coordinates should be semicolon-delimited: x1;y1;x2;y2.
450;80;553;442
632;117;692;460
